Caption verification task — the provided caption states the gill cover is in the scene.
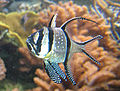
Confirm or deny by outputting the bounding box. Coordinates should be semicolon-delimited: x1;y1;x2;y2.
26;27;50;58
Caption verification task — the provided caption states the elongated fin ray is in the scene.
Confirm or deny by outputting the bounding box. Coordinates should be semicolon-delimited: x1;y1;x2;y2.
81;49;101;65
50;62;67;81
64;62;76;85
77;35;103;45
44;60;62;83
48;14;57;28
60;17;98;30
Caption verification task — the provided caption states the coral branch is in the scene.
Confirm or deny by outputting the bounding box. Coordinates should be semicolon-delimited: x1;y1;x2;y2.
0;58;6;80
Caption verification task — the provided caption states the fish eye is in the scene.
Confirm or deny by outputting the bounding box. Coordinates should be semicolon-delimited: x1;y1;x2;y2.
26;42;32;51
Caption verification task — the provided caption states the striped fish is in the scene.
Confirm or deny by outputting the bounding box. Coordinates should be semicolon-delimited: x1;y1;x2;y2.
26;14;103;85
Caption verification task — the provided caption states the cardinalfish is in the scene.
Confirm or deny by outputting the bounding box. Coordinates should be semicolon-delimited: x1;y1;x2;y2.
26;14;103;85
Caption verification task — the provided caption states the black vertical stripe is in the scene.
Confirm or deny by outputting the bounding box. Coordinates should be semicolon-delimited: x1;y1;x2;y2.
31;43;39;55
36;28;44;53
63;30;71;66
27;33;39;55
48;15;55;27
63;30;76;85
48;27;54;52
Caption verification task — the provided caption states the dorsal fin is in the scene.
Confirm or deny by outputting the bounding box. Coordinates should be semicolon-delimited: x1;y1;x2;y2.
48;14;57;28
60;17;98;30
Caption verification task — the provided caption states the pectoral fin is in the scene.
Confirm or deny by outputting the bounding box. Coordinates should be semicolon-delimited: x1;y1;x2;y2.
44;60;62;83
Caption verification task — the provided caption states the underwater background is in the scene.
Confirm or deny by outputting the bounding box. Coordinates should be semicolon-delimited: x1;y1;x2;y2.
0;0;120;91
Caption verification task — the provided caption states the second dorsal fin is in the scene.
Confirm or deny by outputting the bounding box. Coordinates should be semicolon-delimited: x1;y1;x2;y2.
48;14;57;28
60;17;98;31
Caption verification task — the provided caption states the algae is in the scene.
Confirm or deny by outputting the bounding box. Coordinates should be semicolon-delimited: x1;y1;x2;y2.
0;11;39;47
0;79;36;91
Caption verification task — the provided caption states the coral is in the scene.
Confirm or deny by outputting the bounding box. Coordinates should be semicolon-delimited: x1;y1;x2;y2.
0;20;25;47
0;11;39;47
30;68;65;91
91;0;120;45
37;1;120;57
18;47;43;70
29;1;120;91
0;58;6;80
0;1;119;91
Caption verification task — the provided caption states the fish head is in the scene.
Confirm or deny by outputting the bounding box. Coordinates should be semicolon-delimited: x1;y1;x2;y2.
26;27;50;59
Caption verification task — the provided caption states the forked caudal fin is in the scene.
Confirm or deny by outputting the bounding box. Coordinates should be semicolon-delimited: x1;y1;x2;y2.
78;35;103;65
59;16;103;65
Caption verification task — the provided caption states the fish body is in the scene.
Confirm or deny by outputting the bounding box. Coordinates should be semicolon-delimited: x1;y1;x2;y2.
26;14;103;85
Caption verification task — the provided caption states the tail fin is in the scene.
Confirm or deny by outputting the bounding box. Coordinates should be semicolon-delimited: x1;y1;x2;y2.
77;35;103;65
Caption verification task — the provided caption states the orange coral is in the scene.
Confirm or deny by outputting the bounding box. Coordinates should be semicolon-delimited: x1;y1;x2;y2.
0;58;6;80
37;1;120;57
23;1;120;91
18;47;43;72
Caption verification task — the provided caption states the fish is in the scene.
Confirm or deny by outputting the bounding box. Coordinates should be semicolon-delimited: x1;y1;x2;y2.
26;14;103;85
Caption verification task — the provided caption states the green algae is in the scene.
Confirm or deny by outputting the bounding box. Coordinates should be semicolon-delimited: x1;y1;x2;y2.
0;79;36;91
0;11;40;89
0;11;39;47
0;80;24;91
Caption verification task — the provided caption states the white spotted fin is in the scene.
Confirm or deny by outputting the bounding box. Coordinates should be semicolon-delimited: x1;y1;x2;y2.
44;60;62;83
